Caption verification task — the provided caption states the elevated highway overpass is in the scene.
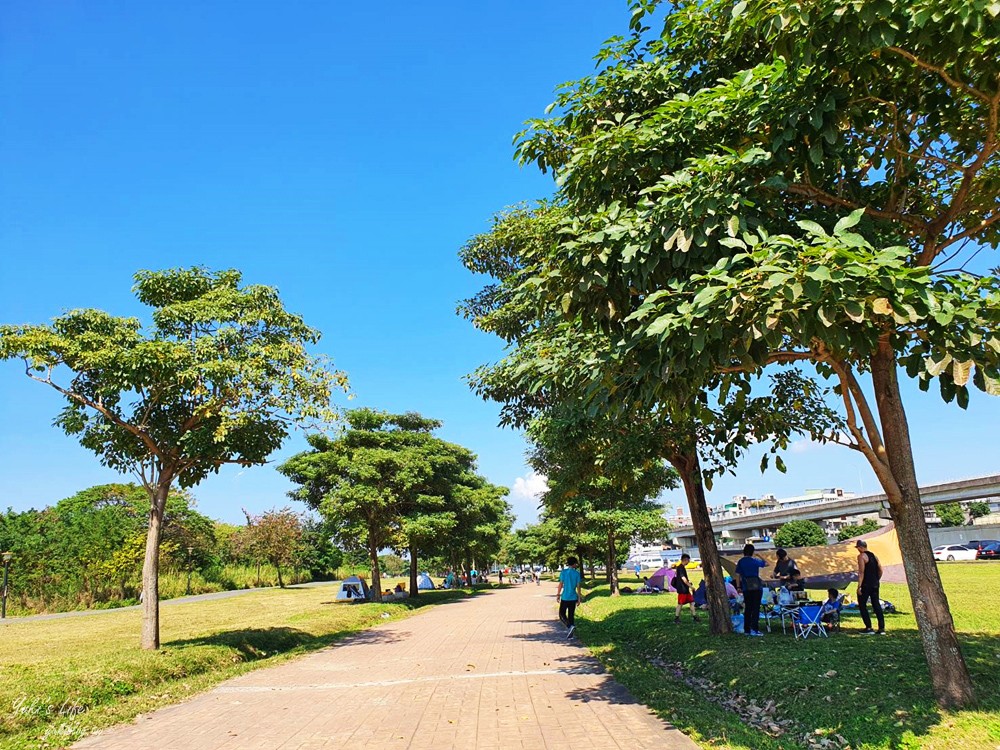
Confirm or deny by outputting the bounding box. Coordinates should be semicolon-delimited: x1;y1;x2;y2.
667;474;1000;547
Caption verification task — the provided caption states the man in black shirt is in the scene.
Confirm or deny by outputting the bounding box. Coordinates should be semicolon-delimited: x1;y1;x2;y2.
856;539;886;634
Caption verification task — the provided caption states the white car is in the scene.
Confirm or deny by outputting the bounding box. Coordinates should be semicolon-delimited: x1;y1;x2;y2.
933;544;977;562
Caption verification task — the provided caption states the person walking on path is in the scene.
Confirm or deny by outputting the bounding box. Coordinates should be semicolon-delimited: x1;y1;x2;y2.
856;539;886;634
556;556;583;637
672;554;699;624
735;544;767;637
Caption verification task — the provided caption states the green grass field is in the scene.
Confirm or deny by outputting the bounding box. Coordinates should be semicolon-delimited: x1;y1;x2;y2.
577;563;1000;750
0;580;472;749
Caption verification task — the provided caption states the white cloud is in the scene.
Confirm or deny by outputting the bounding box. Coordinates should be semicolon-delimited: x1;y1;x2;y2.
790;439;818;454
511;471;548;501
507;471;548;527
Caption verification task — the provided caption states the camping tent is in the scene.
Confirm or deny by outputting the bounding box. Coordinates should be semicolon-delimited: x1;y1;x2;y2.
416;572;435;591
719;523;907;589
647;566;676;591
335;575;371;602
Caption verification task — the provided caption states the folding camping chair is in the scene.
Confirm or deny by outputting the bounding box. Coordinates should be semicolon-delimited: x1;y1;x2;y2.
792;604;828;639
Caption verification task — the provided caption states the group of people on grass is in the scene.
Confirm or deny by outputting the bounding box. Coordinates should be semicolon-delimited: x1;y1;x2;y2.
718;540;886;636
555;539;887;638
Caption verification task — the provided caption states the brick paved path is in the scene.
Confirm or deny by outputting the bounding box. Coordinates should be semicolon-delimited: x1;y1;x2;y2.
75;582;698;750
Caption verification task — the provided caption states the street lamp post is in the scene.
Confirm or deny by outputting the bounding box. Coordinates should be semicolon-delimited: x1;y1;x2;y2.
186;546;194;596
1;551;12;619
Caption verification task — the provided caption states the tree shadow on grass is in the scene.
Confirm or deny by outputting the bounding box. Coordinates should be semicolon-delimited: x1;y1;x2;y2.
577;603;1000;750
166;623;415;662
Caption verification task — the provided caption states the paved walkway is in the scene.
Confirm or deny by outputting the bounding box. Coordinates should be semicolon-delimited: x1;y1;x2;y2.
74;583;697;750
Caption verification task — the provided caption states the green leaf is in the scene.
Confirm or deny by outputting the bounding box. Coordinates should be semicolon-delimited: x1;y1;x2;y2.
833;209;865;234
797;220;827;237
956;386;969;410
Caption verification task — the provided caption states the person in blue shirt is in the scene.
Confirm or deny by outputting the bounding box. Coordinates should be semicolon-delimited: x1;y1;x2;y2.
735;543;768;637
556;556;583;637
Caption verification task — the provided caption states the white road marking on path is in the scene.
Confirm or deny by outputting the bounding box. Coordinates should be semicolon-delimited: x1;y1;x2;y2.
214;666;604;692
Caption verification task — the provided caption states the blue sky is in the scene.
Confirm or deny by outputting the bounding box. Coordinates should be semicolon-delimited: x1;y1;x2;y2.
2;2;998;528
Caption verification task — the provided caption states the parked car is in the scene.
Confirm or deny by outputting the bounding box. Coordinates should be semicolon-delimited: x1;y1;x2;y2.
967;540;1000;552
976;542;1000;560
933;544;978;562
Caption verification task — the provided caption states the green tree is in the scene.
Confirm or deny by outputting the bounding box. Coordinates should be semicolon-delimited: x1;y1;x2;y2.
836;518;881;542
935;502;966;528
280;409;510;601
461;205;844;635
298;517;344;580
377;554;408;578
526;408;676;597
967;501;991;521
0;268;347;648
774;520;828;548
448;477;512;585
502;525;549;570
395;436;490;596
503;0;999;706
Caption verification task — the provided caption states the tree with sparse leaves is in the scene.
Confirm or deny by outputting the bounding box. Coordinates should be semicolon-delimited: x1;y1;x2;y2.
0;268;346;648
241;508;305;588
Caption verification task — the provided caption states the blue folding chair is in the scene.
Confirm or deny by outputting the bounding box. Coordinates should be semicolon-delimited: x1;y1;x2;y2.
792;604;828;639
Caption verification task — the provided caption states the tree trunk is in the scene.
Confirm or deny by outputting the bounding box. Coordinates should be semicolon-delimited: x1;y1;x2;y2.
464;550;473;587
255;561;261;587
671;448;732;635
368;536;382;603
140;477;172;650
275;562;284;588
606;529;619;596
588;557;596;581
409;543;419;598
870;341;973;707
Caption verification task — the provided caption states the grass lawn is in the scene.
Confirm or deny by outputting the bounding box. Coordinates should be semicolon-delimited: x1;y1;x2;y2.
576;564;1000;750
0;580;474;749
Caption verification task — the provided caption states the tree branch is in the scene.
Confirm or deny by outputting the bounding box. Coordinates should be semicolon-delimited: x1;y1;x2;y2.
885;47;991;104
785;183;925;230
934;212;1000;258
717;349;814;373
25;365;162;458
918;92;999;265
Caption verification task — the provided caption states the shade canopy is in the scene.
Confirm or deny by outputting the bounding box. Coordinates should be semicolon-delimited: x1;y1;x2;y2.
719;523;906;590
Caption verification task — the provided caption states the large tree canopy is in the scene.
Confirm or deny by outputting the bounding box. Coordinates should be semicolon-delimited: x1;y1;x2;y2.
0;267;347;648
494;0;998;707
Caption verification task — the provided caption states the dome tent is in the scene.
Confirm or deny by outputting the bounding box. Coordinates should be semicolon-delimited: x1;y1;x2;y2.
335;575;371;602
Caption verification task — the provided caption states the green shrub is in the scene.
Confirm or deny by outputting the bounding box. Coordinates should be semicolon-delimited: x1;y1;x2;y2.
774;519;827;548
